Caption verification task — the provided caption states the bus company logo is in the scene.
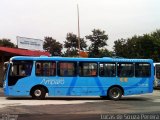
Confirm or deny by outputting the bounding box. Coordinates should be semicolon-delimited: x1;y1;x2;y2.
138;83;148;87
120;78;128;82
41;78;64;85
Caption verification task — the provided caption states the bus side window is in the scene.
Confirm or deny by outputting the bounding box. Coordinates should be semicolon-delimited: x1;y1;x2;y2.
36;63;41;75
135;63;151;77
25;64;32;75
50;63;56;76
79;62;97;77
36;61;56;76
9;61;33;77
58;62;76;77
91;69;97;76
117;63;134;77
43;63;49;76
20;65;26;76
99;63;116;77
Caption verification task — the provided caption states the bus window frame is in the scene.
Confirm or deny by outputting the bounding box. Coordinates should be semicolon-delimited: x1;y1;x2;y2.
9;60;33;77
8;60;33;86
57;61;77;77
117;62;135;78
99;62;116;77
78;62;98;77
135;62;151;78
35;61;57;77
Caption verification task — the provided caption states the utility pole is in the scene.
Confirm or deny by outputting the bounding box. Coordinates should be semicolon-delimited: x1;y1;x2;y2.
77;4;80;57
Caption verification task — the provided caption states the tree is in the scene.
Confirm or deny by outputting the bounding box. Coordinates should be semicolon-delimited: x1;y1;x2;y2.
0;38;15;47
113;29;160;62
99;48;113;57
113;36;144;58
43;37;62;56
86;29;108;57
63;33;87;57
113;38;127;57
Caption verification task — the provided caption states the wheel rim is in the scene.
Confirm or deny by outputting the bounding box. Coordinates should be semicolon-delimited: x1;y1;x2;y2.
34;89;42;97
110;88;120;99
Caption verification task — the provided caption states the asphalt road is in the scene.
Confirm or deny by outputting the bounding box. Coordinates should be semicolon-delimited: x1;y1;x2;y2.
0;88;160;120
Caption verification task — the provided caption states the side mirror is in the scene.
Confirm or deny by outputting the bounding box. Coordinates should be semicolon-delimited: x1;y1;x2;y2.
3;62;9;71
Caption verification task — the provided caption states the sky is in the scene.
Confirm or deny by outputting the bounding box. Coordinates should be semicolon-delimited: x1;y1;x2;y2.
0;0;160;50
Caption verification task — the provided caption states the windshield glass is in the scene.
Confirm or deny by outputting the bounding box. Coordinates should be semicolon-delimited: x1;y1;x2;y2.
9;61;33;77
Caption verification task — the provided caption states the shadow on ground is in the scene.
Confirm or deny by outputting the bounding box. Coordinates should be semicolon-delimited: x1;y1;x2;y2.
6;96;150;102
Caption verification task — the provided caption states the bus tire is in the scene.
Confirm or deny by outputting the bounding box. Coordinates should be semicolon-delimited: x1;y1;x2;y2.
108;87;122;101
31;87;46;100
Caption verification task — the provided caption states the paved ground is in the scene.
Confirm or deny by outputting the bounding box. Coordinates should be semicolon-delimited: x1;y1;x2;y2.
0;88;160;120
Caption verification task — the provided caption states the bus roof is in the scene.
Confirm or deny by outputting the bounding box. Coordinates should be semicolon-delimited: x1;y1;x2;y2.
10;56;153;63
154;63;160;66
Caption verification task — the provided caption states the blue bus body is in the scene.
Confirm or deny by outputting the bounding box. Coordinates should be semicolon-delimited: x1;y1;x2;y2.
153;63;160;87
3;56;154;100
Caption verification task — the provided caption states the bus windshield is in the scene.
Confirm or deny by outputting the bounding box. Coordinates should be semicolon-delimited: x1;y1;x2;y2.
9;61;33;77
155;64;160;79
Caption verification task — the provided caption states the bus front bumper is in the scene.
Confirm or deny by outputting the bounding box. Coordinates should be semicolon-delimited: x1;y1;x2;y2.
3;86;30;97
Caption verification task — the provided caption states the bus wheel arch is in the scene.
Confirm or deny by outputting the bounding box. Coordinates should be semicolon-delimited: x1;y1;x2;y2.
107;85;124;101
30;85;49;100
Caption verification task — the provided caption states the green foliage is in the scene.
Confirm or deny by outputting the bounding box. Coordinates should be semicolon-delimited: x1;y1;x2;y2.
43;37;62;56
63;33;87;57
86;29;108;57
113;29;160;62
2;28;160;61
113;38;127;57
0;38;15;48
99;49;113;57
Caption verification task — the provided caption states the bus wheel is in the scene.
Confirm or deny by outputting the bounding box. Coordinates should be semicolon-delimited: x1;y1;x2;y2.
108;87;122;101
31;87;46;100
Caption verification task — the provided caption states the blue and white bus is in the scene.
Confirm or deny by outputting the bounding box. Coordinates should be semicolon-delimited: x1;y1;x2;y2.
154;63;160;88
3;56;154;100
